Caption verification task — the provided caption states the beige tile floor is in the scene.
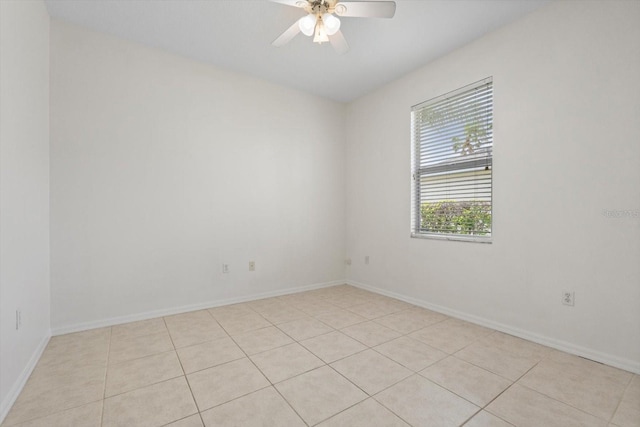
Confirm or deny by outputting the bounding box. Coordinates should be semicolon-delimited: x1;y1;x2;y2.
2;285;639;427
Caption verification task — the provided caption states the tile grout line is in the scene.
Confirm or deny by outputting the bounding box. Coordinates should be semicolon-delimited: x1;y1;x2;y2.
100;326;113;427
349;321;512;426
107;329;175;365
259;328;324;427
95;353;185;400
515;380;626;424
456;409;484;427
2;400;106;427
14;332;112;426
480;355;616;421
161;316;204;426
269;383;311;427
270;319;333;343
310;318;432;426
459;409;513;427
263;306;372;427
456;330;555;364
368;384;419;427
447;353;530;384
469;359;548;425
215;317;312;427
511;351;632;424
606;372;634;424
103;346;177;368
214;312;275;337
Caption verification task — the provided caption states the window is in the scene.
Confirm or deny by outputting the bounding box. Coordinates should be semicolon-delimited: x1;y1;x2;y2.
411;77;493;242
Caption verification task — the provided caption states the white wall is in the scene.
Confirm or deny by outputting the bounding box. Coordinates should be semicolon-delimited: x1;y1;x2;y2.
50;21;346;332
0;0;51;419
345;0;640;372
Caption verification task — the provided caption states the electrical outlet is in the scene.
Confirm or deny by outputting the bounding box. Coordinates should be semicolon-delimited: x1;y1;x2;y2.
345;258;352;266
222;264;229;274
365;255;370;265
249;261;255;271
562;291;575;306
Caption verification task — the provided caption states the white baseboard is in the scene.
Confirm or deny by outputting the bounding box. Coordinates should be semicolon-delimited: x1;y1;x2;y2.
51;279;345;336
0;332;51;425
347;279;640;374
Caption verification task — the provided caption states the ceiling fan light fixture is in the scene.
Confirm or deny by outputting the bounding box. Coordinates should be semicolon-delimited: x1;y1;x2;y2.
313;19;329;44
322;13;340;36
299;14;317;36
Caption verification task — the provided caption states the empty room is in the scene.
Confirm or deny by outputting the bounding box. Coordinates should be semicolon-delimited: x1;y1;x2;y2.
1;0;639;426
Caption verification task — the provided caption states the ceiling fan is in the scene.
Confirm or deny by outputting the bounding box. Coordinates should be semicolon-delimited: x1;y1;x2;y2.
271;0;396;54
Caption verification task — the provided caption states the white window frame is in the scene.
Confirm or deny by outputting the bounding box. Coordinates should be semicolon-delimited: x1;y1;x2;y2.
411;77;493;243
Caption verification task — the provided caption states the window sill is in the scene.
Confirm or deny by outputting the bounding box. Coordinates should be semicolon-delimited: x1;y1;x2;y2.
410;232;492;244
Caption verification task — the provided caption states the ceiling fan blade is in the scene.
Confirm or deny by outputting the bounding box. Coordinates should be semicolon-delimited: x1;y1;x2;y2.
329;30;349;55
334;1;396;18
272;19;302;47
270;0;307;8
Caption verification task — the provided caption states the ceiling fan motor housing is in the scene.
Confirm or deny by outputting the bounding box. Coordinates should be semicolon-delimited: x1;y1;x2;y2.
306;1;333;15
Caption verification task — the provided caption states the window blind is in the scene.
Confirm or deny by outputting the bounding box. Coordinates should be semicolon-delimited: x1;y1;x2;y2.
411;77;493;241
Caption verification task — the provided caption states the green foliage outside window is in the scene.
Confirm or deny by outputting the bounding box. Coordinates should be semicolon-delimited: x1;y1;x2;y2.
452;122;492;156
420;200;491;235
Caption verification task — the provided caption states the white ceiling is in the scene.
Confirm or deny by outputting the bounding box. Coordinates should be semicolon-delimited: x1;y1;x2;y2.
44;0;548;103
